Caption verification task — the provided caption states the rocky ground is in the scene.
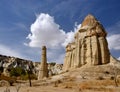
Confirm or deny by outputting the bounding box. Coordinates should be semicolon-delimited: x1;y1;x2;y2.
0;62;120;92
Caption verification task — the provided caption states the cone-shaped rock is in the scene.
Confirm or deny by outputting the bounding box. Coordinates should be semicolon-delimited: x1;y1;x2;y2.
63;14;110;71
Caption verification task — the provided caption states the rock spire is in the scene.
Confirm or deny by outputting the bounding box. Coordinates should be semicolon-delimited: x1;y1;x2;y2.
63;14;110;71
38;46;48;79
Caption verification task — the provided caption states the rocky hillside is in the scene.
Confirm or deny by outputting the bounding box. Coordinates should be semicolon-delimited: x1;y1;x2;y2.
0;54;63;77
0;54;35;76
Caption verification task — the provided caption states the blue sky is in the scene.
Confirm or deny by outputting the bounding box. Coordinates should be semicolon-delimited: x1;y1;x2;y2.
0;0;120;63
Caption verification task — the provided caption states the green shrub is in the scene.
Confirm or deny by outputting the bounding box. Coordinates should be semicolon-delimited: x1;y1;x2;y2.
21;74;37;80
10;67;37;80
10;67;26;77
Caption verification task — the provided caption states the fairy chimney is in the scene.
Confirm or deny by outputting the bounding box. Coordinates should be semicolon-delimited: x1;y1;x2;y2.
63;14;110;71
38;46;48;79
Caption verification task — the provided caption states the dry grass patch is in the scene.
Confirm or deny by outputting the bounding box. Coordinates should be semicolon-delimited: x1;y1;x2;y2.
78;79;120;91
59;82;78;89
79;80;112;88
59;78;120;91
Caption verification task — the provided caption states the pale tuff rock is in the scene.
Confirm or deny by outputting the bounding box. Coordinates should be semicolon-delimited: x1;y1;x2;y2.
0;54;62;77
48;64;63;76
37;46;62;79
38;46;48;79
63;14;110;71
0;55;34;76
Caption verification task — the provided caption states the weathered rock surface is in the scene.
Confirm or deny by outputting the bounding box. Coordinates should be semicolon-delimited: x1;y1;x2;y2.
63;14;110;71
38;46;48;79
0;54;35;76
0;54;63;78
48;63;63;76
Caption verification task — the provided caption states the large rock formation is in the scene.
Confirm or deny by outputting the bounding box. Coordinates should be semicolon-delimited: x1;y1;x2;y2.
63;14;110;71
38;46;48;79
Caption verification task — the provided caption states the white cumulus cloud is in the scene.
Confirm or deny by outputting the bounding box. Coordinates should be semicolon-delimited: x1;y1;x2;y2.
62;23;81;47
62;31;75;47
26;13;81;48
107;34;120;50
118;57;120;60
27;13;66;48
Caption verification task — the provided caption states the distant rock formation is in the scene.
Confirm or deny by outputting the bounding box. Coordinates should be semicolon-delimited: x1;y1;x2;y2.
0;54;35;76
63;14;110;71
0;54;63;78
48;63;63;76
38;46;48;79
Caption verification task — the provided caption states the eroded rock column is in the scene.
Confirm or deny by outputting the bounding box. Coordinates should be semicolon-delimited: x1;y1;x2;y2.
98;37;110;64
38;46;48;80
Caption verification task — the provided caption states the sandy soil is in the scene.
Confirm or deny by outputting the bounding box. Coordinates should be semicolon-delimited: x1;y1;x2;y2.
1;63;120;92
0;86;74;92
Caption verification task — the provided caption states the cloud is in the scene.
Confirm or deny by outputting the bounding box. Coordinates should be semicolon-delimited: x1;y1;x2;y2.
27;13;66;48
62;31;75;47
26;13;81;63
62;23;81;47
0;44;25;58
26;13;81;48
107;34;120;50
107;21;120;50
118;57;120;60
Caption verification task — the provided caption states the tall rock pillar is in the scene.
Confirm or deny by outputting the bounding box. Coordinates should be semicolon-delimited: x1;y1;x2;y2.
38;46;48;80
